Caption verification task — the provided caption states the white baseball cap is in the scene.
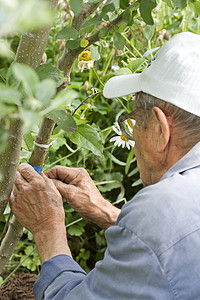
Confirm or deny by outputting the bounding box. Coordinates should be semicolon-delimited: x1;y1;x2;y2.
103;32;200;117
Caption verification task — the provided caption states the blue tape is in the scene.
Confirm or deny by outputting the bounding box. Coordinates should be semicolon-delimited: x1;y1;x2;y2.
28;162;43;174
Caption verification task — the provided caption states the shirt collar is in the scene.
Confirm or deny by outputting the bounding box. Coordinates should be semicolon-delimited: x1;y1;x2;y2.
161;141;200;181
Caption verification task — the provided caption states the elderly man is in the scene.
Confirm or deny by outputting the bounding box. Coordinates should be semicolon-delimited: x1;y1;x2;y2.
10;32;200;299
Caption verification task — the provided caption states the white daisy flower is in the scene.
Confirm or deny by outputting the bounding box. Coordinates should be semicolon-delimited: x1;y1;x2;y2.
110;119;135;150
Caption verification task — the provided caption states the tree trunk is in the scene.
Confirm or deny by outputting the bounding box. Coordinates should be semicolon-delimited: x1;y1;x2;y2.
0;0;58;274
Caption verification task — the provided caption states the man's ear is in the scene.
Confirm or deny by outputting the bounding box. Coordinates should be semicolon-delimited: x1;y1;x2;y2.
152;107;170;153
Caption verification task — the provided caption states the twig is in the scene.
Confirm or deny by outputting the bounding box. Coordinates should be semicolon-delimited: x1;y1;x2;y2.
72;91;102;116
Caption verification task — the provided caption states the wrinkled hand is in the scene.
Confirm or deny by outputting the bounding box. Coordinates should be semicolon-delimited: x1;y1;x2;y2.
10;163;65;236
45;166;120;229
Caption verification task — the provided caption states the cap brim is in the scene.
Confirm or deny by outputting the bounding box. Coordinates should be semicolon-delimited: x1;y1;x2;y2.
103;73;142;98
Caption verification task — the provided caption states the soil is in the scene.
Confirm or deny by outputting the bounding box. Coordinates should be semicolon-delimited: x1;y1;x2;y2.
0;273;38;300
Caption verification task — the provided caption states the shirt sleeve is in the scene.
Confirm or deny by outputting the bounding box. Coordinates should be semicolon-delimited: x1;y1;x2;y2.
33;225;173;300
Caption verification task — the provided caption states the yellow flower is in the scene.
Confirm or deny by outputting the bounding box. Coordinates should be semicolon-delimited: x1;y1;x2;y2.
79;51;91;61
78;51;94;72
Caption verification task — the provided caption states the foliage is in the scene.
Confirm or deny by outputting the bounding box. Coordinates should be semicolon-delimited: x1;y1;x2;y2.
0;0;200;281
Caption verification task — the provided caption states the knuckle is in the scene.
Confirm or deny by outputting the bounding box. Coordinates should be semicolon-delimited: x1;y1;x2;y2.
78;168;88;176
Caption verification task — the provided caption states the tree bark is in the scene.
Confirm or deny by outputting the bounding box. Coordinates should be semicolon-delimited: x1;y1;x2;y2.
0;119;23;220
0;0;58;274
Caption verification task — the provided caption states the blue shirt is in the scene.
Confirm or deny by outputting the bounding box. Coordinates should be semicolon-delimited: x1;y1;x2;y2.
33;142;200;299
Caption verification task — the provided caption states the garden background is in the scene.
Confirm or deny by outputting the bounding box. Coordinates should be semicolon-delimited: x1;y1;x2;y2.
0;0;199;289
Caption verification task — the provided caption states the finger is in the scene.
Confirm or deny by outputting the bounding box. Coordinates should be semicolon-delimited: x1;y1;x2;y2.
9;190;15;205
52;179;77;199
15;171;27;188
18;163;41;182
45;165;88;183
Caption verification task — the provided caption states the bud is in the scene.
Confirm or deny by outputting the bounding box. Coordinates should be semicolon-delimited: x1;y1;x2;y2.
59;40;65;51
42;52;47;63
64;13;70;23
64;3;68;11
57;2;62;9
83;81;89;91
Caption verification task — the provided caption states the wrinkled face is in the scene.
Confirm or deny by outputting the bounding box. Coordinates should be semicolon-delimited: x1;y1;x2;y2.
133;110;164;186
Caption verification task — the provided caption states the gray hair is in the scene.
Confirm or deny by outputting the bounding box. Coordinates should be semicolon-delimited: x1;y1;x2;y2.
135;92;200;151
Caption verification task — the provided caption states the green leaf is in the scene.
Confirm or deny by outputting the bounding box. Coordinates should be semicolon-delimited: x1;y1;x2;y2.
0;83;21;105
82;17;102;28
12;63;39;96
56;28;79;41
127;58;145;73
41;89;79;115
128;166;139;177
0;68;7;83
99;27;109;38
113;32;126;50
35;79;56;105
23;132;34;151
6;63;20;89
125;148;134;174
188;0;200;15
91;45;101;61
68;224;85;236
70;0;83;16
100;3;115;18
110;153;126;166
143;46;160;58
69;124;103;156
97;172;123;193
172;0;187;9
0;39;14;58
79;24;95;36
0;103;17;118
162;0;175;8
20;109;41;133
122;6;133;24
144;25;154;40
120;0;129;9
140;0;157;25
66;38;81;50
132;178;143;187
113;67;132;75
36;63;65;87
46;110;77;134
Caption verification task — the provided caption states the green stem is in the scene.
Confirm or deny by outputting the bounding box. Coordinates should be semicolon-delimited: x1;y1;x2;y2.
116;98;129;113
122;33;143;58
51;129;65;139
92;67;104;87
43;148;80;171
0;73;6;83
148;40;153;59
1;246;37;285
125;46;136;58
66;218;83;228
1;217;84;285
102;48;115;77
89;67;93;89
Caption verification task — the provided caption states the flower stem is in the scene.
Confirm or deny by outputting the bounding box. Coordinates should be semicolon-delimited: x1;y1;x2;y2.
122;33;143;58
92;67;104;87
116;98;129;113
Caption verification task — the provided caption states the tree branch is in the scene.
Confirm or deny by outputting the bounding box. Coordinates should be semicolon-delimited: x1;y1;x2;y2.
58;12;124;78
72;0;104;31
29;117;55;166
